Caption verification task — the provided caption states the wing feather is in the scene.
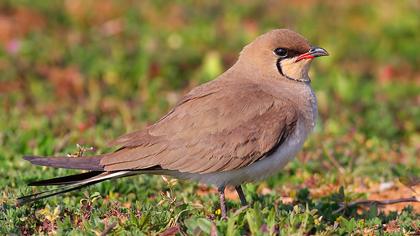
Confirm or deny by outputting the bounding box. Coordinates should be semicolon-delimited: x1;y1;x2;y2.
101;79;298;174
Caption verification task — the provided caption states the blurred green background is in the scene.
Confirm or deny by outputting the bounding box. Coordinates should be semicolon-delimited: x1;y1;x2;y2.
0;0;419;234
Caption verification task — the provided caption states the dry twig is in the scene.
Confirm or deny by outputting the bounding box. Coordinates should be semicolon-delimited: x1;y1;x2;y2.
100;222;117;236
67;144;94;158
333;196;419;214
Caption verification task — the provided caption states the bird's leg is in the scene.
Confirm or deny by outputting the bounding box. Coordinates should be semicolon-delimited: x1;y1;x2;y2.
218;186;227;220
235;185;248;206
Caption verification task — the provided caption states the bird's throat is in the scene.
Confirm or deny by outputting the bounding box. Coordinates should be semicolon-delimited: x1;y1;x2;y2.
279;58;312;82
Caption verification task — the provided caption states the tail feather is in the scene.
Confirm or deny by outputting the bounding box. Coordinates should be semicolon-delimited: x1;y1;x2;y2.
23;155;104;171
19;153;154;205
17;180;102;206
17;171;134;205
28;171;104;186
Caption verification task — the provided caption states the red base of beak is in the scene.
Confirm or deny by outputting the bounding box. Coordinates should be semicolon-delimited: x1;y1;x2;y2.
295;47;329;62
295;53;315;62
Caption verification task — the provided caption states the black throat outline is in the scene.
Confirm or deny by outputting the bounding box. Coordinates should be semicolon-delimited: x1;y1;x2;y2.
276;58;311;83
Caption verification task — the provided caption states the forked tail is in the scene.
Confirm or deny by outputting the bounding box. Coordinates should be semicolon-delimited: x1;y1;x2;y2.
19;155;133;205
17;170;135;205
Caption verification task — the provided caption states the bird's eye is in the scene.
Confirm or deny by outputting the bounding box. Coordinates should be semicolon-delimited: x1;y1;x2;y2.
274;48;288;58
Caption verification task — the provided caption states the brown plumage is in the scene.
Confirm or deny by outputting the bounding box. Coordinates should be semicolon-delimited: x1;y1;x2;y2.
19;29;328;218
101;79;298;173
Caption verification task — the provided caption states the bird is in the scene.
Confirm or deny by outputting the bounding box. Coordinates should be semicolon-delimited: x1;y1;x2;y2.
18;29;328;219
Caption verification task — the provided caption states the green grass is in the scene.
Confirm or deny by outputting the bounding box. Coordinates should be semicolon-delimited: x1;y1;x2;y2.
0;0;419;235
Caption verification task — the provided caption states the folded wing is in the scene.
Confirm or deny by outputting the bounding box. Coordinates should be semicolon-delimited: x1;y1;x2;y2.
101;79;298;174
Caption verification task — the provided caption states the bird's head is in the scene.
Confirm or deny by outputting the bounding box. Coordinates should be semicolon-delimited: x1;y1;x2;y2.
238;29;328;82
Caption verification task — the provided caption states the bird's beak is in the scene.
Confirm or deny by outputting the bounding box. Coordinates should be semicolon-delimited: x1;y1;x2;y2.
295;46;329;62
